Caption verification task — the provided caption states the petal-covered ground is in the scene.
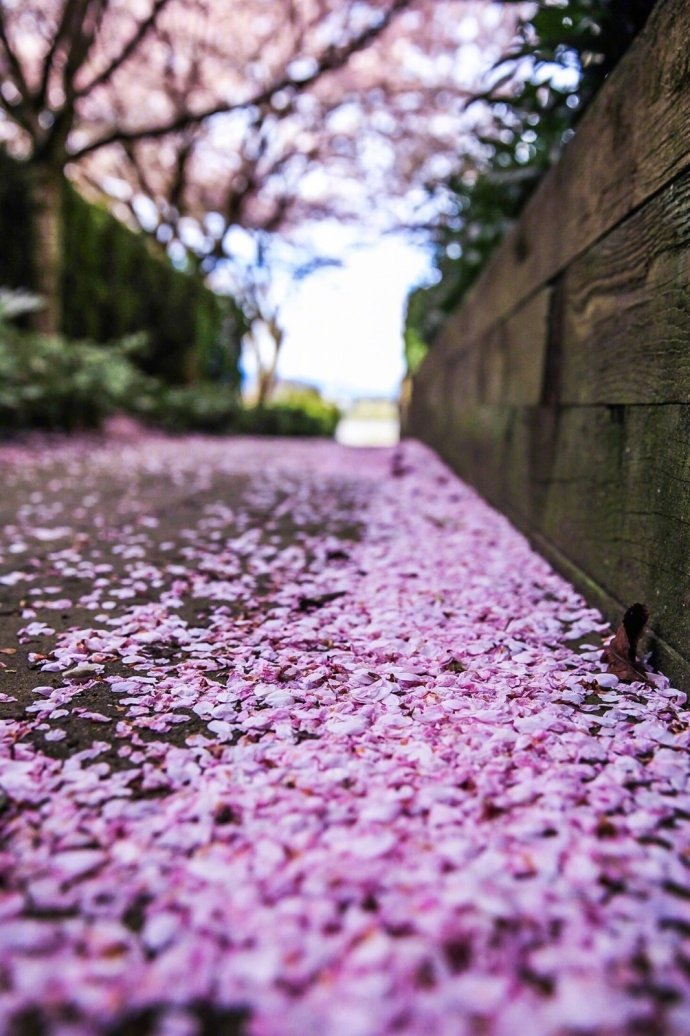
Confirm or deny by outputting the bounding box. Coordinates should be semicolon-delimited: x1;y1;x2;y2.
0;430;689;1036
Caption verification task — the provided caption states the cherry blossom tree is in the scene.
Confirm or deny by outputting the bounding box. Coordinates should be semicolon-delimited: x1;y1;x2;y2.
1;1;522;340
0;0;428;332
69;1;520;391
81;2;521;266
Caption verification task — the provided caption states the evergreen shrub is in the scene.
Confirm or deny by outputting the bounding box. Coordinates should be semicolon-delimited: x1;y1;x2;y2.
0;151;242;387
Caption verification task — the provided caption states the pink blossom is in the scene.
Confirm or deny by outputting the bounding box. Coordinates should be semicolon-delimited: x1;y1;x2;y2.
0;432;687;1035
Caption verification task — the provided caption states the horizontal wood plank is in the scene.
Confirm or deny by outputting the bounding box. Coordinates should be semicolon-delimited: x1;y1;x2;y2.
408;398;690;686
407;0;690;688
501;289;551;405
437;0;690;345
424;289;551;406
559;169;690;404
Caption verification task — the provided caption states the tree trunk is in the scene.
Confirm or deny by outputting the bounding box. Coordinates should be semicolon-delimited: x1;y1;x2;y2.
248;320;284;407
26;163;64;336
256;367;273;407
256;321;283;406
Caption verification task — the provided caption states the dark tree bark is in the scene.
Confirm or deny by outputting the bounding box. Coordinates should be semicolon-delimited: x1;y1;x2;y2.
26;162;65;335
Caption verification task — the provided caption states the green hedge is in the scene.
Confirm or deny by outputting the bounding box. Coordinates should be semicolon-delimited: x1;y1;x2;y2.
0;291;337;438
0;320;338;439
0;314;158;431
0;151;243;387
0;152;34;292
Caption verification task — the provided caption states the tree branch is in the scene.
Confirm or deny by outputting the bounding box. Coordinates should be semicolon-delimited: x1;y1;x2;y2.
122;141;159;202
76;0;174;98
38;0;99;107
61;0;110;99
0;90;32;134
0;8;33;109
68;0;414;160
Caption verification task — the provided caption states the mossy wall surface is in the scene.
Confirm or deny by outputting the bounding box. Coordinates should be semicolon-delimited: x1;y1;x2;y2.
405;0;690;689
0;151;241;387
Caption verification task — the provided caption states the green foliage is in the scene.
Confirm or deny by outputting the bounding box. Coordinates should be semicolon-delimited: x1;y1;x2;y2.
0;151;243;388
238;400;341;438
507;0;658;106
404;283;446;376
148;386;339;438
147;383;241;433
61;184;236;386
404;0;657;372
0;320;157;432
256;385;341;436
0;293;337;438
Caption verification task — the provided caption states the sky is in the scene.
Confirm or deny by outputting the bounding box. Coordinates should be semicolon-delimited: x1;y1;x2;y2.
240;234;434;403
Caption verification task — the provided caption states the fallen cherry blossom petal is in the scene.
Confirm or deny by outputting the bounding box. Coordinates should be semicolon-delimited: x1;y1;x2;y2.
0;432;687;1036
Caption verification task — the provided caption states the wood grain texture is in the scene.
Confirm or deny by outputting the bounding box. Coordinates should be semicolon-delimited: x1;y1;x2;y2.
559;170;690;404
406;0;690;688
441;0;690;344
418;289;551;406
526;532;690;694
502;289;551;405
408;395;690;688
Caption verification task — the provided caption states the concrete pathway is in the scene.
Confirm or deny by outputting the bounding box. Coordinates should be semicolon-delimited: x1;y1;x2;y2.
0;431;688;1036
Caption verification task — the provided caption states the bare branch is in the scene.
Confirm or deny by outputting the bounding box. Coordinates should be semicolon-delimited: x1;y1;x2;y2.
38;0;99;107
0;8;33;109
0;90;32;134
76;0;174;98
61;0;110;98
68;0;414;159
123;141;158;202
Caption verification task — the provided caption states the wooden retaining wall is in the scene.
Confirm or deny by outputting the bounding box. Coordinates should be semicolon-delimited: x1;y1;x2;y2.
406;0;690;689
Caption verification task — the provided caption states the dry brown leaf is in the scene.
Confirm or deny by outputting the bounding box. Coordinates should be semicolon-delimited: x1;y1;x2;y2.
601;603;652;684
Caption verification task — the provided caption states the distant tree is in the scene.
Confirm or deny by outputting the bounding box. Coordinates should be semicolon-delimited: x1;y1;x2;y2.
208;230;342;407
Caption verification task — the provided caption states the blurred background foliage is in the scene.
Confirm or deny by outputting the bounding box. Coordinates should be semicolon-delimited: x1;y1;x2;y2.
404;0;657;374
0;150;340;437
0;287;339;436
0;149;242;388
